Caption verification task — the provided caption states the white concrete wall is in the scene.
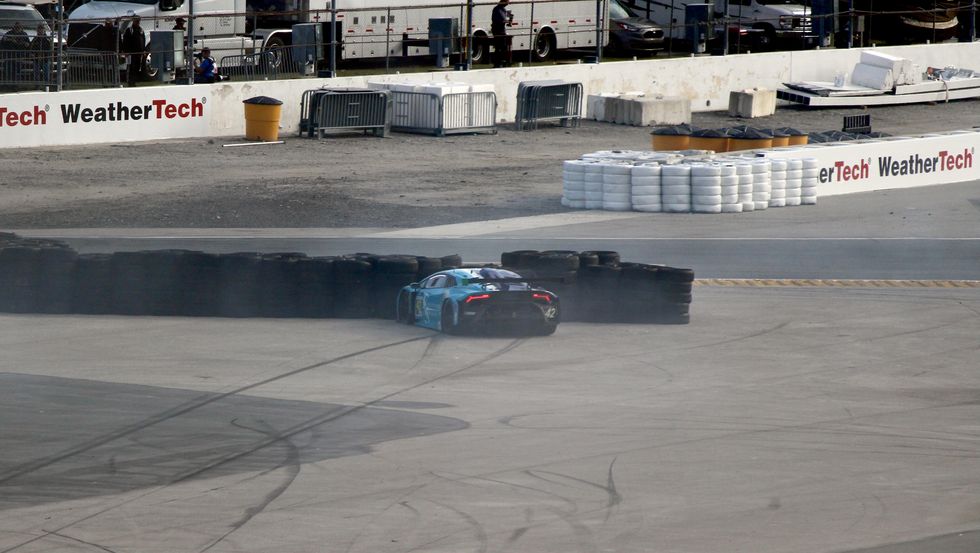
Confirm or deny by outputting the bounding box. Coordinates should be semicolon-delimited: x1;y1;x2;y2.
1;42;979;148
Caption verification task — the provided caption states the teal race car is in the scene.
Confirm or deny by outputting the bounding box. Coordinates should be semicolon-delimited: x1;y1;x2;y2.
395;268;560;335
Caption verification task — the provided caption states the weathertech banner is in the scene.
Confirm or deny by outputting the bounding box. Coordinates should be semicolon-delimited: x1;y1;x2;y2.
764;131;980;196
0;87;211;148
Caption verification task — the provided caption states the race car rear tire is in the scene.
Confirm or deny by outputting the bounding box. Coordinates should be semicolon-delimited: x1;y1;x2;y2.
441;301;460;335
536;321;558;336
396;290;414;324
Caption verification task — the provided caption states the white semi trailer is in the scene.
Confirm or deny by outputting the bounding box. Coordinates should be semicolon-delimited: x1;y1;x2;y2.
67;0;608;67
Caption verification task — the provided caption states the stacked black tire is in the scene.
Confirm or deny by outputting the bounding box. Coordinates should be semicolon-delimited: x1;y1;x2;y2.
0;234;690;324
500;249;692;324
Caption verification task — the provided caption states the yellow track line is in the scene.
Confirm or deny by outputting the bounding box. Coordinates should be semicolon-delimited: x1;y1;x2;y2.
694;279;980;288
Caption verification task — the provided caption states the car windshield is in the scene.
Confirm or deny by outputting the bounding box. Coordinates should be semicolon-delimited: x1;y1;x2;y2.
609;0;632;19
0;7;45;32
471;268;522;280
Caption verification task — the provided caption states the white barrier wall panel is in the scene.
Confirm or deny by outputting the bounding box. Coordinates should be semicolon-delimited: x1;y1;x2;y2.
3;42;980;149
0;86;213;148
763;132;980;196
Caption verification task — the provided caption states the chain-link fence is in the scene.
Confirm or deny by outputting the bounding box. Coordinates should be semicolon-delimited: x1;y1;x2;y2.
2;1;977;93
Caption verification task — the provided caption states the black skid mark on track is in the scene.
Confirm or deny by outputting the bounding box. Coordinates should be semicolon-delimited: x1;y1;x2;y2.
521;471;598;553
47;531;119;553
4;337;525;553
533;463;622;523
681;321;791;351
198;418;303;553
0;336;432;553
0;335;431;487
427;500;490;553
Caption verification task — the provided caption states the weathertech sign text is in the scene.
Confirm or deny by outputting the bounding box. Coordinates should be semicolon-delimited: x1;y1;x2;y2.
0;98;206;127
819;148;975;183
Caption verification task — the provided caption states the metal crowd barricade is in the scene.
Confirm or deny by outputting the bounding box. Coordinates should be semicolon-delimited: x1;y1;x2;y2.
299;87;325;137
389;90;497;136
515;80;583;131
842;114;872;134
0;48;119;91
0;49;52;90
63;49;120;90
218;51;277;81
300;88;392;138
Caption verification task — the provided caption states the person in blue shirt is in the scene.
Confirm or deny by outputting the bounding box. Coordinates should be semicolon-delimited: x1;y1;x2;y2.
194;47;216;83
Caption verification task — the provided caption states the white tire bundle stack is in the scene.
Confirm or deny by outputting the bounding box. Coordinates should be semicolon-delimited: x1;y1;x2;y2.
736;162;755;212
584;163;605;209
801;157;819;205
583;150;642;162
768;159;787;207
602;162;633;211
562;160;589;209
690;163;723;214
631;164;662;213
785;158;803;207
751;159;771;211
719;163;742;213
661;164;692;213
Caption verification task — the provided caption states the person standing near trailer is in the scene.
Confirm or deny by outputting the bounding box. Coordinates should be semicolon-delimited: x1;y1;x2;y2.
491;0;512;67
121;16;146;86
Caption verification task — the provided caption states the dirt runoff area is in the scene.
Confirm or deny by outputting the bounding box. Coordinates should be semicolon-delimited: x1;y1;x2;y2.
2;101;979;229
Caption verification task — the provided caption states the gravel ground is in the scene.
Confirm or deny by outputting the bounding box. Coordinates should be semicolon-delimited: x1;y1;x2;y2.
2;101;979;229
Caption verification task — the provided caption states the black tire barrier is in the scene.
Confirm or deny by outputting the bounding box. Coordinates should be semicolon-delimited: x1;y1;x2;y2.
35;247;78;314
217;252;263;317
581;250;620;266
416;256;443;281
333;256;374;318
0;246;42;313
502;250;693;324
73;254;114;314
440;254;463;269
0;235;692;325
577;251;600;268
256;252;306;318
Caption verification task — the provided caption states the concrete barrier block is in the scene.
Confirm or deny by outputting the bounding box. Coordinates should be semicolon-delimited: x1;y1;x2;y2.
587;93;620;121
728;88;777;118
627;96;691;126
613;95;641;125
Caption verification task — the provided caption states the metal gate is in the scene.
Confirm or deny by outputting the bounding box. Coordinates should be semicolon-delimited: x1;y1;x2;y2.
515;80;583;131
389;90;497;136
300;88;392;138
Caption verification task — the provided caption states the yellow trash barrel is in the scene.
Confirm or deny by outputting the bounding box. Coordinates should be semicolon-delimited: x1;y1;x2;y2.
688;129;730;153
777;127;809;146
650;125;692;151
729;127;773;151
771;129;791;148
243;96;283;141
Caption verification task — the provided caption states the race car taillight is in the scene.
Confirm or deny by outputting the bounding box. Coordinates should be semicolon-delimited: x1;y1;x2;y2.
465;294;491;304
532;293;552;303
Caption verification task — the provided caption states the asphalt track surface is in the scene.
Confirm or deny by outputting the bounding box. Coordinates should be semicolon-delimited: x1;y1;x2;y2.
3;180;980;553
3;108;980;552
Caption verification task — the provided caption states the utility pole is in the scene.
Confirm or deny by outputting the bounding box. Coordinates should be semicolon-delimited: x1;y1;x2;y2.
186;0;194;83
